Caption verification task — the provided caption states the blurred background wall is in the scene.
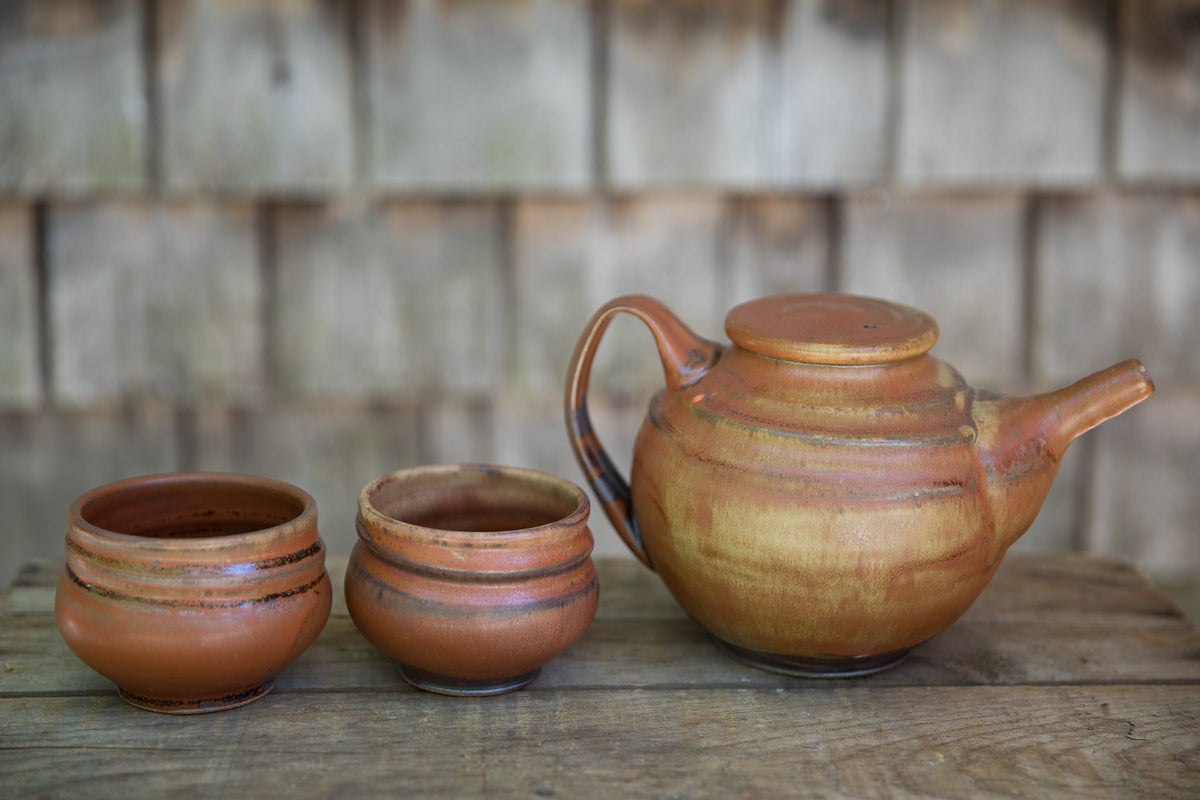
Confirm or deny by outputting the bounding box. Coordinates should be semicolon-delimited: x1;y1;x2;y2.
1;0;1197;613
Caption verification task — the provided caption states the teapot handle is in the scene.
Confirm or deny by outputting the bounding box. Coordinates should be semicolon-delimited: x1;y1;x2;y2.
564;295;721;569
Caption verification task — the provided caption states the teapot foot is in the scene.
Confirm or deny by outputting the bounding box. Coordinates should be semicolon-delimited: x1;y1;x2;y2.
714;638;909;678
118;680;275;714
398;664;541;696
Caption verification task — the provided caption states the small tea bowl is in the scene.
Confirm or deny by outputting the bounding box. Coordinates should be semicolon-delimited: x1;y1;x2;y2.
55;473;332;713
345;463;598;696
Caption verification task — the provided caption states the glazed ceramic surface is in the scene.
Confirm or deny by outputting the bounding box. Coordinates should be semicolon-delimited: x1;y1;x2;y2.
566;293;1155;676
345;464;598;696
55;473;332;713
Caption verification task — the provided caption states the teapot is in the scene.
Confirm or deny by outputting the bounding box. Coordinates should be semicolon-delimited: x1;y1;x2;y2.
564;293;1154;676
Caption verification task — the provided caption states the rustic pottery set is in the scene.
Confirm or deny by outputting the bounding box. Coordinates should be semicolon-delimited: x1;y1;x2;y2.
54;293;1155;713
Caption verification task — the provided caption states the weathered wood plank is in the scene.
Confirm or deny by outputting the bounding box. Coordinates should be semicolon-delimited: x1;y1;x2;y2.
958;553;1187;624
608;0;892;188
419;400;495;471
0;204;39;409
1033;192;1200;384
273;200;504;401
0;560;58;616
1;686;1197;798
0;0;146;193
607;0;769;188
365;0;591;191
727;196;831;302
1118;0;1200;181
1088;390;1200;585
771;0;891;187
48;201;263;405
157;0;356;192
897;0;1107;186
841;191;1025;385
510;199;600;400
6;600;1199;698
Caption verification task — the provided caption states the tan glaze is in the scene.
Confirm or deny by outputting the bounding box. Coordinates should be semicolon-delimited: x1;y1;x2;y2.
55;473;332;713
566;293;1155;677
345;464;598;696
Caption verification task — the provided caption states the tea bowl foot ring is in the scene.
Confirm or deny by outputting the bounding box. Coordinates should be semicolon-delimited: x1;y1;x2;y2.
713;638;909;678
398;664;541;696
118;679;275;714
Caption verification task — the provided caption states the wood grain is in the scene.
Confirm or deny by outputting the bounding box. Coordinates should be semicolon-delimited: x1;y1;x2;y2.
1034;193;1200;385
0;0;146;193
1088;390;1200;584
0;204;38;408
728;197;831;302
1118;0;1200;181
156;0;356;192
772;0;891;187
47;201;263;405
607;0;893;189
897;0;1107;186
3;555;1198;798
1;687;1197;798
842;192;1025;385
365;0;591;191
607;0;769;188
272;201;504;402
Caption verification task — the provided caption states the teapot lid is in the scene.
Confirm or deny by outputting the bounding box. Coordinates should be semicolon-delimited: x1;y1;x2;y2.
725;293;939;365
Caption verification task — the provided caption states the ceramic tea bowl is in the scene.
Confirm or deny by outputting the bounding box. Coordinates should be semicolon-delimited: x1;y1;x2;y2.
345;464;598;696
55;473;332;713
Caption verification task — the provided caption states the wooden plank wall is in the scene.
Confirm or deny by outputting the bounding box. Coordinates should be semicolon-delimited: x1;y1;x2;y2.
0;1;1198;603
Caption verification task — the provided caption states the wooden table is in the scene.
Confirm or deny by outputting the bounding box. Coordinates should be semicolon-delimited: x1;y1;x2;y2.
2;554;1198;798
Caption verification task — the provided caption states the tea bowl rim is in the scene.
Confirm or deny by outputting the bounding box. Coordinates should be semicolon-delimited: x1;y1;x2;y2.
357;462;590;544
67;471;317;549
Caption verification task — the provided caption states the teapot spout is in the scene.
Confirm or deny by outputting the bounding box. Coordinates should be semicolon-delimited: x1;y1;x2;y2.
975;359;1155;550
1043;359;1156;448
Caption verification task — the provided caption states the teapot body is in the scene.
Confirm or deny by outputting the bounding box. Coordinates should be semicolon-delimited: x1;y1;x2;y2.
630;347;1002;672
565;293;1153;676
